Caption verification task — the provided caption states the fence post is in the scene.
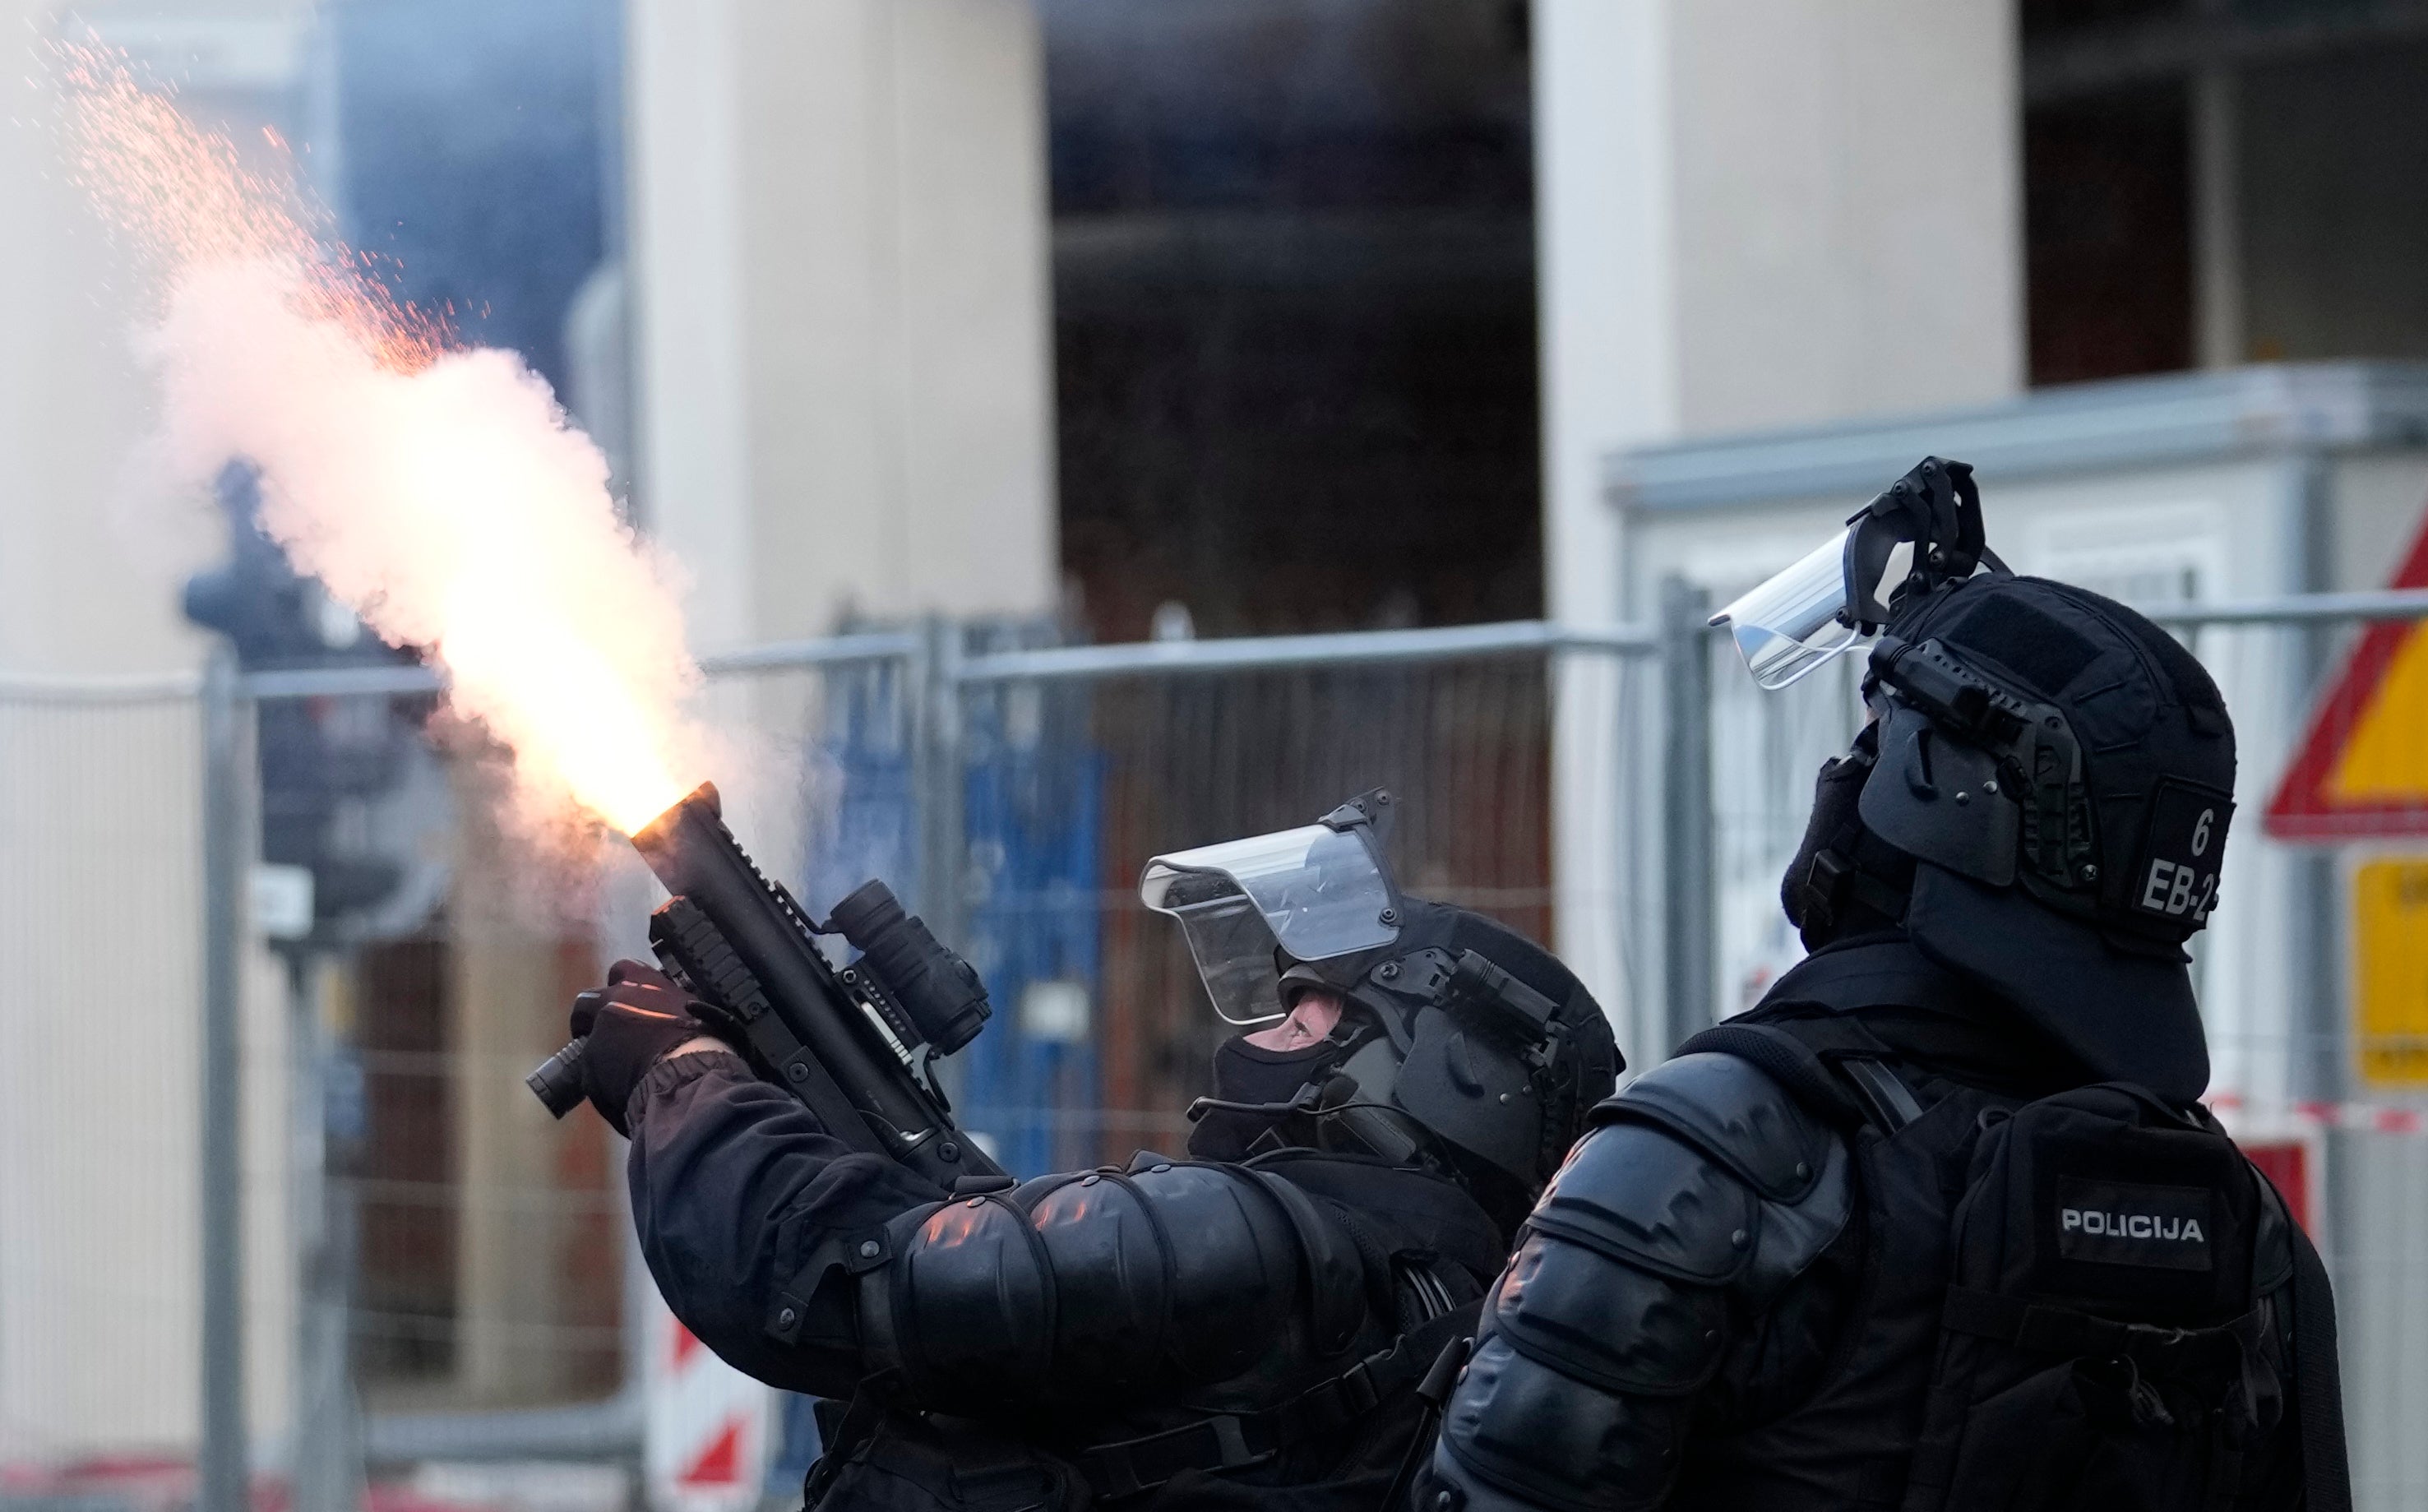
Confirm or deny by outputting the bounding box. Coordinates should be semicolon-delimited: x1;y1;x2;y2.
199;648;248;1512
1659;577;1715;1054
914;617;968;948
289;950;363;1512
2278;452;2344;1110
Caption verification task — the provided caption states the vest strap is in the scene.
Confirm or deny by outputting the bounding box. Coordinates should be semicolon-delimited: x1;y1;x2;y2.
2288;1225;2353;1512
1839;1057;1923;1131
1939;1286;2266;1373
1670;1022;1869;1127
1071;1306;1474;1501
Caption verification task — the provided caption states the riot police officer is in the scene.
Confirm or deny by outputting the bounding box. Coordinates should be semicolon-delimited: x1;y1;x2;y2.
1420;459;2351;1512
573;789;1619;1510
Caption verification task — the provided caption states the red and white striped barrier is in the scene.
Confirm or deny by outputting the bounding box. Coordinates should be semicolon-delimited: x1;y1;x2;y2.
2208;1091;2428;1239
2208;1091;2428;1135
644;1293;771;1512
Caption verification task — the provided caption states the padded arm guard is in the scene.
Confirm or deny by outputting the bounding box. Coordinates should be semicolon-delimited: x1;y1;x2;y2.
1428;1052;1856;1511
849;1160;1374;1412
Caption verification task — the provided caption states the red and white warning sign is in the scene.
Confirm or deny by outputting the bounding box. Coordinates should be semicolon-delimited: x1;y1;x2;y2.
2209;1097;2329;1240
645;1293;771;1512
2266;506;2428;839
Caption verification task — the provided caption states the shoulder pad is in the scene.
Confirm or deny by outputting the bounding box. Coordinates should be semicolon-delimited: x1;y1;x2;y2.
1242;1168;1369;1356
1593;1052;1834;1202
1741;1131;1854;1304
1489;1228;1730;1395
1007;1171;1087;1211
1530;1120;1760;1285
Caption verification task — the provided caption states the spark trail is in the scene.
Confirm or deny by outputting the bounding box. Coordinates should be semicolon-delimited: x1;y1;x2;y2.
53;43;703;835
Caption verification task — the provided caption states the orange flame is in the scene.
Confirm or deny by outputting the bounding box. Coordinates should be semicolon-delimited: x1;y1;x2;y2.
52;41;698;835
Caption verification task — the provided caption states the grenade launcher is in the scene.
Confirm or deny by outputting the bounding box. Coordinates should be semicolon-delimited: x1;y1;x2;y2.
525;782;1007;1190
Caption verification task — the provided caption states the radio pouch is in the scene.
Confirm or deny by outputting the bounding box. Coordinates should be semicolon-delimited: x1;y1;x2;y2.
1898;1082;2296;1512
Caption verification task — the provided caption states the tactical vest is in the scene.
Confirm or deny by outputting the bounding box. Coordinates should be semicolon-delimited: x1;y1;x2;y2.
1662;945;2347;1512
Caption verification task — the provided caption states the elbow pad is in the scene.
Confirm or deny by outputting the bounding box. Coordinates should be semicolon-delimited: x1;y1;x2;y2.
1431;1052;1855;1511
857;1160;1371;1410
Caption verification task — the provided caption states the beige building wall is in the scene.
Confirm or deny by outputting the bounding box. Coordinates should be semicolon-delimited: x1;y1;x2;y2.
1667;2;2023;435
0;0;1063;1465
627;0;1060;650
0;0;309;1462
1533;0;2023;1059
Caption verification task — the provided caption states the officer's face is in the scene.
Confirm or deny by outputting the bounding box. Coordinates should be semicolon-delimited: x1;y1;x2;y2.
1244;989;1343;1052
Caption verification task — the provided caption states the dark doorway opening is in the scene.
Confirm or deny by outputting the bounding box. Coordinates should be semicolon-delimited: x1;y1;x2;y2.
1042;0;1541;642
2025;86;2194;386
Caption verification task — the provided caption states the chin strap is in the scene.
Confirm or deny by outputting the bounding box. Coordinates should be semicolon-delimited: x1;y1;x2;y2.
1786;729;1911;946
1797;846;1912;940
1186;1068;1352;1126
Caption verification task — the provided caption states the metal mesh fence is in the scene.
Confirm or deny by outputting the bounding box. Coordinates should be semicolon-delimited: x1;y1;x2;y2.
0;686;205;1466
335;659;938;1427
2;597;2425;1510
945;649;1613;1174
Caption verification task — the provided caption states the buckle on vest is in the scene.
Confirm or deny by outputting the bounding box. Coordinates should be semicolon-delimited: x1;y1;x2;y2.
1206;1415;1256;1467
1077;1413;1271;1501
1332;1360;1380;1418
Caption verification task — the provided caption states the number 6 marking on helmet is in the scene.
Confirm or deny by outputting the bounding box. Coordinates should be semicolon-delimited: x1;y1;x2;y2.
2192;808;2213;857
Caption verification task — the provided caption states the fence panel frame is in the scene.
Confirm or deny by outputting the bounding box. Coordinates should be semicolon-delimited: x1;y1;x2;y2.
127;588;2428;1492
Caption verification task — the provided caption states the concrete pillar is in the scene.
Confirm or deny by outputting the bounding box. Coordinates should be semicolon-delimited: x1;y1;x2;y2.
1533;0;2023;1059
0;0;308;1463
2191;46;2245;368
1534;0;1680;1057
445;773;606;1406
627;0;1059;649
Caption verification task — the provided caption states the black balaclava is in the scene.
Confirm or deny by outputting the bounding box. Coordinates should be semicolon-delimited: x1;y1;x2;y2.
1186;1017;1361;1161
1780;722;1916;951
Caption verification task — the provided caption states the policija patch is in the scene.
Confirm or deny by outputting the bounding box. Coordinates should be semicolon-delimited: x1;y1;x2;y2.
2055;1177;2216;1271
2133;780;2234;925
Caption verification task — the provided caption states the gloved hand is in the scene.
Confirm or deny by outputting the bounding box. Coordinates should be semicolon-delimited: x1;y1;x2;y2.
570;959;724;1136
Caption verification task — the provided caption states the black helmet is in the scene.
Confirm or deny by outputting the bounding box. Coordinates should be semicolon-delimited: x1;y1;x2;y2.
1142;791;1621;1224
1848;575;2234;1100
1727;459;2236;1103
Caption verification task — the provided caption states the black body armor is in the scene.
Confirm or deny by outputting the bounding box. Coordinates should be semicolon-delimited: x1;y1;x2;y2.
1425;1020;1857;1510
1422;938;2345;1512
627;1049;1505;1510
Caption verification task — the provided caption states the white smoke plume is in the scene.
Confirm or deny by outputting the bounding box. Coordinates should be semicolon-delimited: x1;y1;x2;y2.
55;44;706;835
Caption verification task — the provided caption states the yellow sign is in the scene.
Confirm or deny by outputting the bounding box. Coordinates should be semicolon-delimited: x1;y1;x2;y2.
2332;633;2428;802
2356;858;2428;1088
2266;509;2428;839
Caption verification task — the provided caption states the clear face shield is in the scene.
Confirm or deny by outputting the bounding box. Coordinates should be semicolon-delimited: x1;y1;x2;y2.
1707;455;1993;691
1140;822;1401;1024
1707;526;1877;691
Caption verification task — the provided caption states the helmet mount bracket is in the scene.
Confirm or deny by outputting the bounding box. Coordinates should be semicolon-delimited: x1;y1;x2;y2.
1867;634;2100;905
1842;455;2000;632
1320;787;1397;848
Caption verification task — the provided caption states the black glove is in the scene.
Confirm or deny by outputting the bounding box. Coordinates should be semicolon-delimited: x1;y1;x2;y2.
570;959;719;1136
